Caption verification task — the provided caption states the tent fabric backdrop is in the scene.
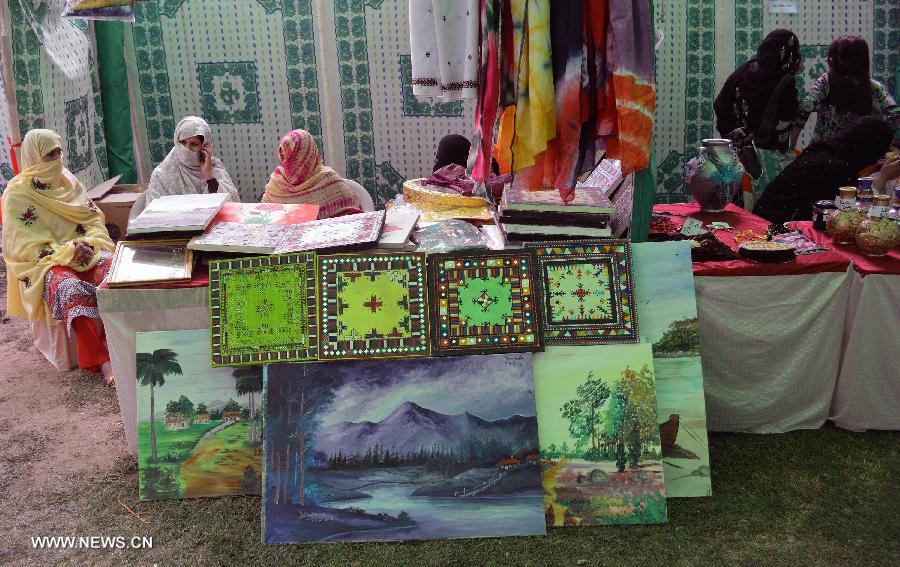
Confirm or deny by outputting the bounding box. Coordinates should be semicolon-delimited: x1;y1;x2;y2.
0;69;14;195
122;0;474;205
2;1;896;205
4;0;109;190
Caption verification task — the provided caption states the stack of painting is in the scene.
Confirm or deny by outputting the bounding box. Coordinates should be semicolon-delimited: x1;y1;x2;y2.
136;330;263;500
132;236;716;541
263;355;547;543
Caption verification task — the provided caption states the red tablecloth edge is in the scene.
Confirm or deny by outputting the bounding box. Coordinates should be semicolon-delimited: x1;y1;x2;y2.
654;204;852;277
792;221;900;277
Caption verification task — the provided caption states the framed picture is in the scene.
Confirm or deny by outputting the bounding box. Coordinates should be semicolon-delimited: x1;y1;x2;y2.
107;239;194;287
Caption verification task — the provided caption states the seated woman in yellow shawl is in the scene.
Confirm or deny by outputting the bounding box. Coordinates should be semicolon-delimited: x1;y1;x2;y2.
2;130;116;387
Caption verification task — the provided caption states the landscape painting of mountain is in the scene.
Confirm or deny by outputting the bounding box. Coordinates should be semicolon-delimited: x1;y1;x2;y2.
632;242;711;497
534;344;667;525
136;330;263;500
263;354;546;543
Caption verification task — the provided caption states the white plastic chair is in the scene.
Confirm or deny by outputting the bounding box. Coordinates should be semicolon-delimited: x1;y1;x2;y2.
344;179;375;212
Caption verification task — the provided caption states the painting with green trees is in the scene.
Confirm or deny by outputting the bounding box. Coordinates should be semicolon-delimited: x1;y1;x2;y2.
533;344;667;525
632;242;711;498
136;329;263;501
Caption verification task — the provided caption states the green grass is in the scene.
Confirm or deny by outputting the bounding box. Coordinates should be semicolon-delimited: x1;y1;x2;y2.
37;425;899;566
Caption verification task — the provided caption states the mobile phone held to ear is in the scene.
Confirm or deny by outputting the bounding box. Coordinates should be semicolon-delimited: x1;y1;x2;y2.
198;150;205;164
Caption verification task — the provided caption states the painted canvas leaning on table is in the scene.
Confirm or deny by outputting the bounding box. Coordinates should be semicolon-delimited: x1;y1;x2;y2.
534;343;667;526
263;354;547;543
633;241;712;498
136;329;263;501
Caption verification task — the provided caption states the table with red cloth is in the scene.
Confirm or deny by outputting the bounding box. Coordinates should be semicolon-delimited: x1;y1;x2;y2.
654;204;853;433
792;222;900;431
97;267;211;454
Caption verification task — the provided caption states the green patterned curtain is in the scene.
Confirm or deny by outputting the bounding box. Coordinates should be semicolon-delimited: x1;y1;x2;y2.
5;0;109;189
4;1;895;206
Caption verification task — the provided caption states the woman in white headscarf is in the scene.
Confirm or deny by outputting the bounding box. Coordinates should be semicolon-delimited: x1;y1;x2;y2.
145;116;240;203
1;129;116;386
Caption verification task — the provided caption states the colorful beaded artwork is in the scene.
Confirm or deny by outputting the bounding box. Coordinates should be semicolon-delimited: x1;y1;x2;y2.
318;253;430;360
428;251;544;356
209;253;318;366
524;240;638;344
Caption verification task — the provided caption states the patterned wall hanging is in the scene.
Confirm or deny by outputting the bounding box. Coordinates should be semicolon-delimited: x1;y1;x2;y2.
318;253;430;360
524;240;638;344
209;253;318;366
428;251;544;356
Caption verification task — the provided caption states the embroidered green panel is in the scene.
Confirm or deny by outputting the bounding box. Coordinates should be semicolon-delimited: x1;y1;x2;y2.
525;240;638;344
210;253;318;366
318;253;430;360
428;251;544;356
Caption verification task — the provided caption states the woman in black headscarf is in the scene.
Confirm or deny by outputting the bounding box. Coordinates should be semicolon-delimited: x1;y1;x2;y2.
753;117;895;225
714;29;803;203
433;134;499;174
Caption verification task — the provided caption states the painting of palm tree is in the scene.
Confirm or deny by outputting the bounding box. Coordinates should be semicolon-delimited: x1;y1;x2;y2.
136;349;183;461
234;366;263;445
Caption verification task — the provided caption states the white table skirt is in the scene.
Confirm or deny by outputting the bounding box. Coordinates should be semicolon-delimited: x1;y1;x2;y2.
830;272;900;431
99;269;857;454
695;271;852;433
98;285;209;454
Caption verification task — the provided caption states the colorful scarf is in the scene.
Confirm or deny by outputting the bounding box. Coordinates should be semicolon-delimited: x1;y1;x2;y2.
1;129;114;323
261;129;362;219
146;116;240;204
601;0;657;175
508;0;555;174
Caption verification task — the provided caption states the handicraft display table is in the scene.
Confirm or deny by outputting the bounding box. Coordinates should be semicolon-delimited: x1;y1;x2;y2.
653;204;853;433
794;222;900;431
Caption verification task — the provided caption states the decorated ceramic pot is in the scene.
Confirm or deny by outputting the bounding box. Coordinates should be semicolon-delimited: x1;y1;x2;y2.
856;195;899;256
684;139;744;213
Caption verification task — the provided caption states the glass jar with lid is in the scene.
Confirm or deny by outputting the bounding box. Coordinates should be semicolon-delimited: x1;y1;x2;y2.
827;187;864;244
856;195;899;256
888;188;900;224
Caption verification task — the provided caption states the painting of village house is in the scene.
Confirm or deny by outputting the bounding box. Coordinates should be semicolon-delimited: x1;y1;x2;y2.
136;330;263;501
263;354;547;543
632;242;712;497
533;344;667;525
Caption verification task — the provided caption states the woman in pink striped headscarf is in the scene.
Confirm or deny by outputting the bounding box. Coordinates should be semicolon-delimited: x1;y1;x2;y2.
261;129;362;218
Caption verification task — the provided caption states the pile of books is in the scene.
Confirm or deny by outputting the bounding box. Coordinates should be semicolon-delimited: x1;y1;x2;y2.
498;159;621;242
497;192;614;243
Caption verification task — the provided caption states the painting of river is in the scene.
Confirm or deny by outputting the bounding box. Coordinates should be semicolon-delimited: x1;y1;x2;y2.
263;354;546;543
632;242;712;497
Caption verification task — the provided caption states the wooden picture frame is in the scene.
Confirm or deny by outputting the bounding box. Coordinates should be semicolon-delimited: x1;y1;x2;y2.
107;239;194;288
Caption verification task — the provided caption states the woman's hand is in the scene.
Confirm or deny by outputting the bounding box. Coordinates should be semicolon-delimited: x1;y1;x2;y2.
200;143;214;181
72;240;94;265
873;155;900;194
880;155;900;181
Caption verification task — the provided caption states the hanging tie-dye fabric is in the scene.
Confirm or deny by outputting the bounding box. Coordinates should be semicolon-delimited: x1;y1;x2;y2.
601;0;657;175
470;0;502;184
507;0;556;175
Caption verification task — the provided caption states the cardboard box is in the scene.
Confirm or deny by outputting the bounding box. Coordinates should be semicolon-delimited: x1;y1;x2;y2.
94;184;144;241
